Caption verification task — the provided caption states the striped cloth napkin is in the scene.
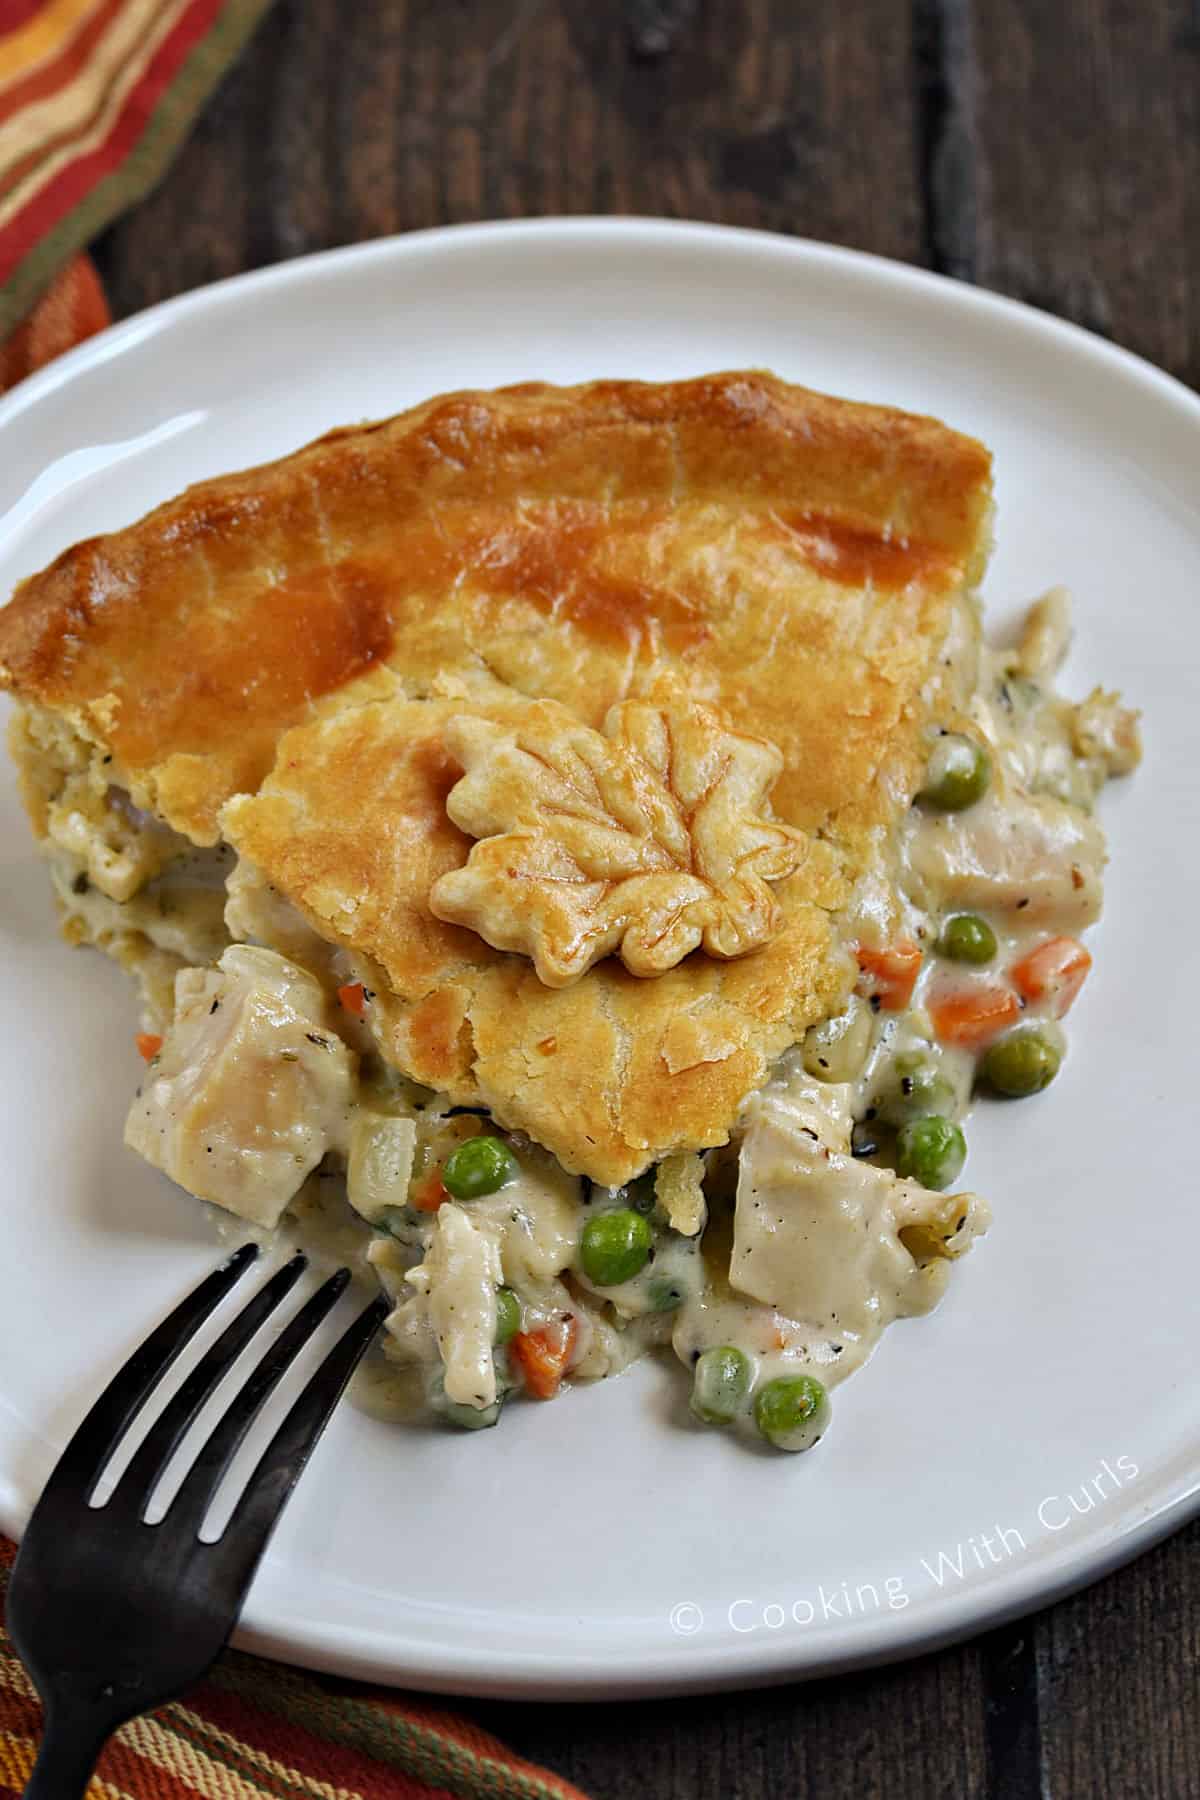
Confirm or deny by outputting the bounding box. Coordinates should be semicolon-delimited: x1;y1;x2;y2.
0;355;596;1800
0;0;276;336
0;246;107;384
1;1542;589;1800
0;8;595;1800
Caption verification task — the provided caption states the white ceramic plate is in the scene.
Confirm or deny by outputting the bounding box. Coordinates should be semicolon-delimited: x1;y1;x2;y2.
1;220;1197;1699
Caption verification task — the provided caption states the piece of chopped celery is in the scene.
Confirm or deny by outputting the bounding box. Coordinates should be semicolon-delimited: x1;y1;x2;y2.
347;1113;418;1224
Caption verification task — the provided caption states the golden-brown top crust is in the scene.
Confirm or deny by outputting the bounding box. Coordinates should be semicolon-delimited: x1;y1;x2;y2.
427;689;809;986
2;372;993;1181
221;688;852;1185
0;372;992;845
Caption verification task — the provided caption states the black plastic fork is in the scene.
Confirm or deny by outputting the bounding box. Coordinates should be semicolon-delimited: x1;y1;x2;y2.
8;1244;388;1799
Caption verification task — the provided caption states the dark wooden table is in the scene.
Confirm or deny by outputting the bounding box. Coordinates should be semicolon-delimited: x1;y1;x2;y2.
93;4;1200;1795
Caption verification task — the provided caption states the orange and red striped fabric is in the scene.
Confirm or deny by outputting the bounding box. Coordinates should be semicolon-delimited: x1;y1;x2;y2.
0;15;598;1796
1;1536;592;1800
0;245;106;384
0;0;276;338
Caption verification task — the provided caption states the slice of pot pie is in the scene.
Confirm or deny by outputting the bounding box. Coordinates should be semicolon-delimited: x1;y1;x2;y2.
0;373;1139;1450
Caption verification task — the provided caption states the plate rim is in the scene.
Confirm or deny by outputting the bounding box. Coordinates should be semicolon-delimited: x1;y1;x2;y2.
233;1477;1200;1699
3;216;1200;441
1;215;1198;1697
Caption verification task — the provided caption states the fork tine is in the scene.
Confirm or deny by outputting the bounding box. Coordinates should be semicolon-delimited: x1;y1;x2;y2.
37;1242;259;1508
165;1268;352;1535
206;1293;389;1596
108;1253;308;1517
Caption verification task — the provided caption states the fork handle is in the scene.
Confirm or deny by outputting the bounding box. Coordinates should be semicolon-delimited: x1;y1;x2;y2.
24;1705;111;1800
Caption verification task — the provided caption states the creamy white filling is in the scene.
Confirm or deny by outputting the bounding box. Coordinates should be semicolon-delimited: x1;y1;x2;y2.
730;1082;959;1349
125;947;356;1228
26;584;1136;1440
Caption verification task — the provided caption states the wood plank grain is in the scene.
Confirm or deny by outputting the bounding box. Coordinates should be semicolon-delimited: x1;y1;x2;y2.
966;0;1200;385
1035;1519;1200;1798
85;5;1200;1797
475;1645;989;1800
93;0;928;314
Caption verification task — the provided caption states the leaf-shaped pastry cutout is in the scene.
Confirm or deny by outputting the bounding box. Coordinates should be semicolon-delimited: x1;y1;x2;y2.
428;695;808;987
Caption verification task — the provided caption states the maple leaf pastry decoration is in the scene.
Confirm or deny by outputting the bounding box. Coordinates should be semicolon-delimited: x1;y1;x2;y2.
428;693;808;987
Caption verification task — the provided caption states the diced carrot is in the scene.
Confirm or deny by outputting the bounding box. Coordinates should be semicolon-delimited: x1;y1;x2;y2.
135;1033;163;1062
337;981;366;1018
410;1169;448;1213
511;1316;579;1401
1010;936;1092;1018
855;941;923;1011
929;984;1021;1048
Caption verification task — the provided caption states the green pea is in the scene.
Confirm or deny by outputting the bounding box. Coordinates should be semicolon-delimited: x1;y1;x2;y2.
875;1052;957;1127
919;733;991;811
442;1396;503;1431
442;1134;517;1199
626;1169;658;1216
982;1028;1062;1097
691;1346;754;1425
646;1278;685;1312
938;913;998;965
753;1375;831;1452
494;1286;521;1345
580;1208;653;1286
895;1115;967;1190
